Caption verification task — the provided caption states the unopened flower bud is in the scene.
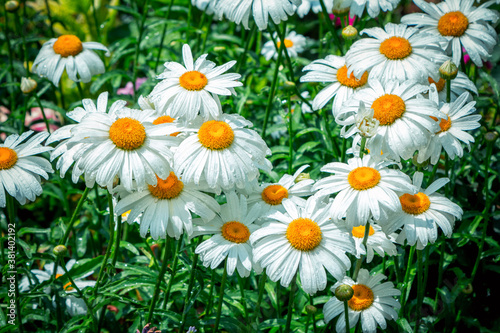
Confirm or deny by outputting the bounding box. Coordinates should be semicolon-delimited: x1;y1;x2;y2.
439;60;458;80
342;25;358;40
284;81;296;91
462;283;473;295
214;46;226;53
355;102;379;138
53;245;68;256
295;173;311;183
21;77;37;94
485;131;498;142
305;304;317;315
5;1;19;12
335;284;354;301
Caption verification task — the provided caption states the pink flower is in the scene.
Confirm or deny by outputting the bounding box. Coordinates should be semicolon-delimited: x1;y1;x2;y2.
462;47;491;69
25;107;62;132
329;14;356;27
117;77;147;96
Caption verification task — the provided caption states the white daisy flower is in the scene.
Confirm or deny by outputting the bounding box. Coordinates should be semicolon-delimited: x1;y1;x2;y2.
349;0;400;18
114;171;220;240
345;23;448;83
261;31;307;61
174;114;272;194
31;35;109;87
324;269;401;333
337;79;443;161
0;131;53;207
52;101;180;192
149;44;242;121
385;172;463;249
418;89;481;165
427;70;478;102
214;0;302;30
248;164;314;218
251;196;356;294
313;155;416;226
349;223;397;263
401;0;499;67
296;0;333;18
300;55;369;117
192;192;262;277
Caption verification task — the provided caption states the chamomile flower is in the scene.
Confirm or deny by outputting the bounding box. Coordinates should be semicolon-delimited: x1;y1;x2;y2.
32;35;109;87
337;79;443;161
385;172;463;249
52;101;180;191
248;164;314;218
300;55;369;117
324;269;401;333
427;71;478;102
215;0;301;30
349;223;397;263
401;0;499;67
296;0;333;18
251;196;356;294
192;192;262;277
313;155;415;226
114;172;220;240
0;131;53;208
345;23;448;83
150;44;242;121
261;31;307;61
418;89;480;165
174;114;272;194
349;0;400;18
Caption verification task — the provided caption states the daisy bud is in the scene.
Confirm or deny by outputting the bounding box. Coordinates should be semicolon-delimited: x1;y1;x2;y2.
335;284;354;301
439;60;458;80
355;102;379;138
5;1;19;12
462;283;473;295
305;305;317;315
295;173;311;183
20;77;37;94
342;25;358;40
53;245;68;257
485;131;498;142
284;81;296;91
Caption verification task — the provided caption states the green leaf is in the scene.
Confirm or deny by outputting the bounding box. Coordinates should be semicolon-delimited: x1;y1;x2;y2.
119;240;140;255
18;227;51;236
397;318;413;333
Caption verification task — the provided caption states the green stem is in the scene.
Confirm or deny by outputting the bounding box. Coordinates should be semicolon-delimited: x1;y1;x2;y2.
147;237;170;323
341;138;347;163
14;14;29;76
111;215;122;266
44;0;55;36
446;78;451;103
154;0;174;72
34;94;51;134
344;301;350;333
132;0;150;98
358;137;367;158
318;0;342;52
60;187;91;245
3;7;16;114
90;0;100;41
76;81;85;100
415;249;424;331
400;245;416;314
162;236;183;309
321;108;341;159
206;270;216;316
236;23;257;72
253;271;267;324
287;93;294;174
352;221;370;281
214;262;228;333
238;275;249;325
309;295;317;333
284;277;297;333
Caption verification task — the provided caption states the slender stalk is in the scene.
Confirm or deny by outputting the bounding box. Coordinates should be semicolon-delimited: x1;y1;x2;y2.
446;78;451;103
147;238;170;323
34;94;51;134
90;0;100;41
162;236;183;310
238;275;249;325
321;108;341;159
213;262;228;333
276;283;283;333
400;245;416;314
76;82;85;100
284;277;297;333
111;215;122;266
253;271;267;324
287;93;294;174
318;0;342;52
3;7;16;114
132;0;150;98
358;137;367;158
206;270;216;316
341;138;347;162
344;301;350;333
237;24;257;72
352;221;370;281
14;14;29;76
309;295;317;333
60;187;91;245
44;0;55;36
415;249;424;331
154;0;174;72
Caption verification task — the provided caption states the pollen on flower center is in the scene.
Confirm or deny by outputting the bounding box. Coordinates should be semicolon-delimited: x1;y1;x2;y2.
277;39;294;48
351;225;375;238
109;117;146;150
179;71;208;91
261;184;289;205
348;284;374;311
221;221;250;243
379;36;412;60
400;192;431;215
438;11;469;37
371;94;406;126
153;115;180;136
0;147;18;170
198;120;234;150
53;35;83;57
148;173;184;199
286;218;322;251
348;167;381;191
437;116;452;133
336;65;369;89
428;77;446;92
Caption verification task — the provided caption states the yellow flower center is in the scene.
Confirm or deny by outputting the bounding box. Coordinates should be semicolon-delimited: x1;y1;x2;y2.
52;35;83;57
109;117;146;150
348;167;381;191
261;184;289;205
400;192;431;215
430;115;452;133
179;71;208;91
336;65;369;89
198;120;234;150
153;115;180;136
348;284;374;311
221;221;250;243
286;218;322;251
438;11;469;37
371;94;406;126
121;210;131;219
351;225;375;238
277;39;294;48
379;36;412;60
0;147;18;170
428;77;445;92
148;172;184;200
55;273;74;291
